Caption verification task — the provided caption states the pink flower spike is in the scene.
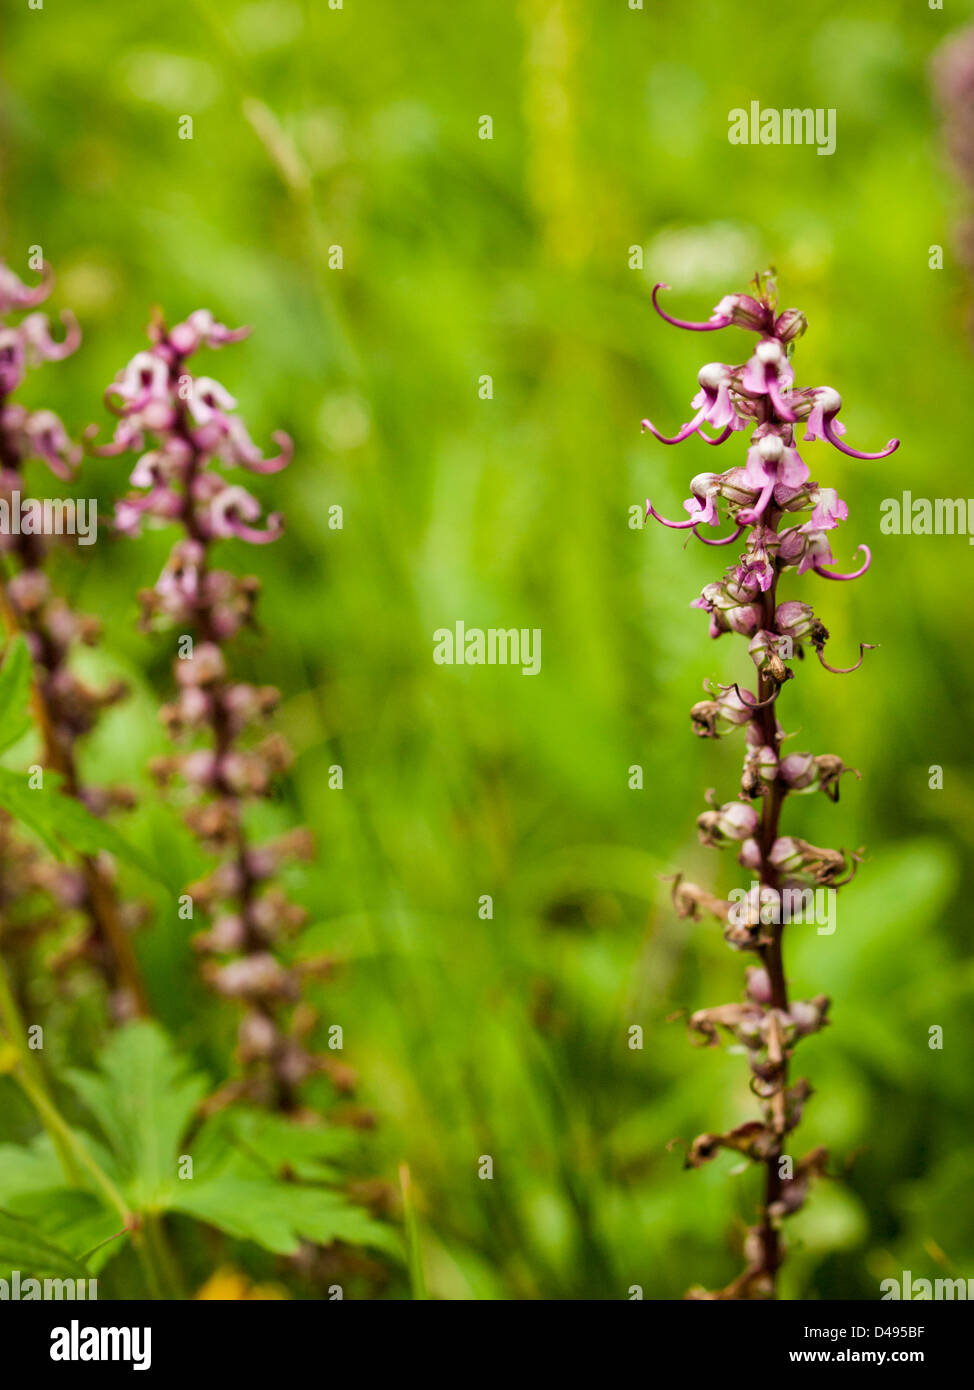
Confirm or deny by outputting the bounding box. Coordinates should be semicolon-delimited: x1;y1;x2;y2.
813;544;872;581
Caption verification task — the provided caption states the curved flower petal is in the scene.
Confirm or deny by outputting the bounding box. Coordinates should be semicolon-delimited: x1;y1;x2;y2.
813;544;872;581
692;523;745;547
651;283;732;332
816;642;877;675
0;260;53;312
641;413;704;445
645;498;697;529
822;416;899;460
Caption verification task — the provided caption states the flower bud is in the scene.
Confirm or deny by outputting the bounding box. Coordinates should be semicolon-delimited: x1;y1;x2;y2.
768;836;805;874
726;603;763;636
690;683;757;739
779;751;817;791
713;293;772;331
176;641;226;687
205;952;296;1000
745;966;773;1004
770;837;856;886
7;568;51;612
237;1009;279;1061
738;837;763;871
742;742;778;796
690;700;720;739
814;753;859;803
773;308;807;344
697;800;758;847
787;995;830;1038
748;629;791;683
774;600;818;643
718;686;759;725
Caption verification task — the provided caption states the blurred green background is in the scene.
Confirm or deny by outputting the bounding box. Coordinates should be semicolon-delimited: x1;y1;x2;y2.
2;0;973;1299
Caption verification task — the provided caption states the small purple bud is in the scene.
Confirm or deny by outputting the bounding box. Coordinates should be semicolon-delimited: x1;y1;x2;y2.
773;600;827;649
769;836;805;874
698;800;759;847
746;966;773;1004
738;837;763;871
773;308;807;344
779;751;817;791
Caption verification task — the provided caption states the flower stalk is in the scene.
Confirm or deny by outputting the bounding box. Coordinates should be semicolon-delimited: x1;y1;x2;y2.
90;310;340;1113
0;261;147;1015
645;273;895;1298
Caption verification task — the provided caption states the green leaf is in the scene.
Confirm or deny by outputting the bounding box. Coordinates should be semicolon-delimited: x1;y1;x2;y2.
64;1021;208;1210
194;1107;354;1183
1;1190;126;1275
0;1134;67;1197
0;1206;90;1278
169;1178;401;1257
0;767;62;855
0;637;33;753
0;766;170;885
53;1023;399;1262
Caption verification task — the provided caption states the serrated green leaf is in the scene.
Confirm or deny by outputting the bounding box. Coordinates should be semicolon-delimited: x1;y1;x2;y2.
65;1021;208;1210
2;1190;126;1275
0;1133;70;1198
44;1022;398;1263
0;637;33;753
194;1107;354;1183
0;1206;90;1278
168;1178;400;1257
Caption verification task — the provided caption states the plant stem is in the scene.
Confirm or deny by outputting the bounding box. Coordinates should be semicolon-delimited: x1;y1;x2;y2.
14;1067;129;1224
9;1052;169;1298
0;949;82;1183
754;510;789;1295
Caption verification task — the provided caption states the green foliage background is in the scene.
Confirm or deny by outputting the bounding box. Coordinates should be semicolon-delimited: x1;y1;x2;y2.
1;0;973;1298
